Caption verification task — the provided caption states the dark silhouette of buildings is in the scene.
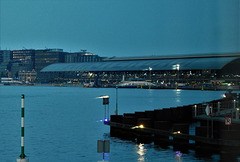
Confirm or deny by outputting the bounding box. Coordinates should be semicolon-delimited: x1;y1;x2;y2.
0;48;103;82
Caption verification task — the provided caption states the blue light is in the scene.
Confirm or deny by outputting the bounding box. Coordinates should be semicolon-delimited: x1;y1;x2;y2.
175;151;182;160
104;118;110;124
102;153;110;161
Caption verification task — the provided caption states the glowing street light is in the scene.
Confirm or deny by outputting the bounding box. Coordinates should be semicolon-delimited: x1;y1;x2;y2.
131;124;145;129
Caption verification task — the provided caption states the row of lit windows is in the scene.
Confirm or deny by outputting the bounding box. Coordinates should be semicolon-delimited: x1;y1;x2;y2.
12;51;34;54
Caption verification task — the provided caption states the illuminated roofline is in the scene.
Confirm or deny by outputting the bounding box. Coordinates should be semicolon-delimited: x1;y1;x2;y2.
103;52;240;61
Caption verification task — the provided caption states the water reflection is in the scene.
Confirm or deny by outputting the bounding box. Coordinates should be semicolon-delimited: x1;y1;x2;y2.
175;89;182;103
137;143;146;161
175;151;183;162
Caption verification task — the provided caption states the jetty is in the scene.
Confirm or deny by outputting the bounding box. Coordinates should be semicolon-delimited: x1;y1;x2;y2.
106;91;240;154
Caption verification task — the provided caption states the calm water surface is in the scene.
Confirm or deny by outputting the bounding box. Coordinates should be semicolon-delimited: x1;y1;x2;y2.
0;86;234;161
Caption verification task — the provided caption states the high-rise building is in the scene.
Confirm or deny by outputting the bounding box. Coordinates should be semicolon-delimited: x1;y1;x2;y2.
0;50;12;63
0;50;12;77
0;62;9;77
35;49;65;72
65;50;103;63
12;49;35;71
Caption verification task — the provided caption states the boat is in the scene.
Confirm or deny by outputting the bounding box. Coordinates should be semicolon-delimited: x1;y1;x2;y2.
116;79;159;88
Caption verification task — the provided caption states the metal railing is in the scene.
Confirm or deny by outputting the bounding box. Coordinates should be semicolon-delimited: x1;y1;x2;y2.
192;99;240;120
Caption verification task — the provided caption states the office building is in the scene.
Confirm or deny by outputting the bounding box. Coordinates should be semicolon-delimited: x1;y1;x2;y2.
35;49;65;72
12;49;35;71
65;50;103;63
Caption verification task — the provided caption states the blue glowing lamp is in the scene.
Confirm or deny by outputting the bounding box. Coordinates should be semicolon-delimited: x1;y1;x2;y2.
104;118;110;124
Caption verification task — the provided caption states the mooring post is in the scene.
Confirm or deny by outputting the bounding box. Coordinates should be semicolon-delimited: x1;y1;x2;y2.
17;94;29;162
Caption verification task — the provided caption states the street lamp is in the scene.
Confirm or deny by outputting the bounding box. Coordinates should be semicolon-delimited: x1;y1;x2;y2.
99;95;110;124
149;67;152;82
176;64;180;82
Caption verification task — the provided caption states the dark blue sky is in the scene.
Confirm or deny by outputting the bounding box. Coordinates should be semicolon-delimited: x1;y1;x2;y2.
0;0;239;57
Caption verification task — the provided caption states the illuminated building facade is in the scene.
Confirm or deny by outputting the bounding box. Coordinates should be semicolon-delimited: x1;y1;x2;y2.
12;49;35;67
19;70;37;83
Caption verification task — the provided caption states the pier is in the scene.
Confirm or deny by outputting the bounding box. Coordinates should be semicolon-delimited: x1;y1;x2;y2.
106;91;240;153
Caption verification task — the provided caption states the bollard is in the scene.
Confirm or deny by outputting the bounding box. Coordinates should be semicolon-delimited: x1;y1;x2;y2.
17;94;29;162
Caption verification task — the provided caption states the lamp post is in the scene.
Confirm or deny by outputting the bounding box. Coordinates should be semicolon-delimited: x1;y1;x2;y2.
176;64;180;82
100;95;110;124
172;64;180;89
149;67;152;82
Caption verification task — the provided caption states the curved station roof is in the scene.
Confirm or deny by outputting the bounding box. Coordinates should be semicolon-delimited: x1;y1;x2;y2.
41;55;240;72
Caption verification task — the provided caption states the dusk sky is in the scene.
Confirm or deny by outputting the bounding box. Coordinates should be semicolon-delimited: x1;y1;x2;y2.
0;0;239;57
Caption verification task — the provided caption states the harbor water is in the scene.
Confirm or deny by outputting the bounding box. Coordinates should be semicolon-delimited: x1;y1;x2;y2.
0;86;235;161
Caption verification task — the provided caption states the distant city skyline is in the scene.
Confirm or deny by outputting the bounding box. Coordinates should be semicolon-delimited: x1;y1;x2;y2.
0;0;239;57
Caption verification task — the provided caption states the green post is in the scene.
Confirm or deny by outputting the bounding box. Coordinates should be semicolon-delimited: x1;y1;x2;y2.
20;94;26;159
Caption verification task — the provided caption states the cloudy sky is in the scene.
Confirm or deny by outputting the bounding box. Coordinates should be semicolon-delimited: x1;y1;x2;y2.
0;0;239;57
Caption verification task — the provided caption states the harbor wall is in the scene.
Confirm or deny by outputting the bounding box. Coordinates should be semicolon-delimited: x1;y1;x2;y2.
108;92;240;152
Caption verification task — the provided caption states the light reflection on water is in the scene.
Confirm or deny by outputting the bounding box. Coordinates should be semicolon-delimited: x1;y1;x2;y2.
137;143;146;161
175;151;183;162
175;89;182;103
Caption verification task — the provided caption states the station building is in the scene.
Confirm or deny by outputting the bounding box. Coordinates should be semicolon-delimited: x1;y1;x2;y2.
40;53;240;88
